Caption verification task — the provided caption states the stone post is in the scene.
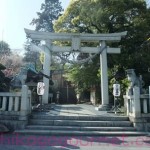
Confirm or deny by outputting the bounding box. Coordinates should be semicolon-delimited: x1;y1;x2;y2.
123;95;129;116
21;85;29;114
133;86;141;117
28;90;32;113
8;97;13;111
126;98;129;116
143;99;148;113
2;97;7;111
149;86;150;112
42;40;51;104
90;89;96;105
14;97;19;111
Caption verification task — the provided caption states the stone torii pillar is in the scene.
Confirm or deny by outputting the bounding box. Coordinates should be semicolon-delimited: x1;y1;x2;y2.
42;40;51;104
28;41;52;104
99;41;109;110
96;41;121;110
25;28;127;108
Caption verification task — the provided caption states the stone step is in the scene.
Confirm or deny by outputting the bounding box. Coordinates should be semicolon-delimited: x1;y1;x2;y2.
26;125;136;131
15;129;147;136
29;119;133;127
30;115;129;121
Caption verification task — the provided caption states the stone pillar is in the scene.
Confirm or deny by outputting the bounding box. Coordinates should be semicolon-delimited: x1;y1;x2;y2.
2;97;7;111
14;97;19;111
143;99;148;113
126;98;129;116
133;86;141;117
20;85;30;120
90;89;96;105
21;85;29;113
42;40;51;104
96;41;109;110
149;86;150;112
8;97;13;111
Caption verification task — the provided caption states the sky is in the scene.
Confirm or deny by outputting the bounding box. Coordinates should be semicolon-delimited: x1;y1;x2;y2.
0;0;70;52
0;0;150;53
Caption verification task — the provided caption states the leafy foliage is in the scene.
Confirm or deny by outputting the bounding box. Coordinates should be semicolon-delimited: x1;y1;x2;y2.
54;0;150;98
0;41;11;55
23;44;42;71
30;0;63;32
25;0;63;71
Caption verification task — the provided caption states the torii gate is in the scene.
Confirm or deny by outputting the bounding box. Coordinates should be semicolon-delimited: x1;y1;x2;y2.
25;28;127;110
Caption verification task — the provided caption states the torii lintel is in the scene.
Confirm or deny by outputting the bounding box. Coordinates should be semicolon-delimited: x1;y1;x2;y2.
24;28;127;42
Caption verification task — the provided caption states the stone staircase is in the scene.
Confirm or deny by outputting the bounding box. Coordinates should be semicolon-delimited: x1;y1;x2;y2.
15;114;146;136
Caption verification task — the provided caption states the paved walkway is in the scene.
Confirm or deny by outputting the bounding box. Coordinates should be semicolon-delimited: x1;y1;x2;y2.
32;104;121;117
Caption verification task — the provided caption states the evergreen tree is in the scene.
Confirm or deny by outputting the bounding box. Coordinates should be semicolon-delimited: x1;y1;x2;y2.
0;41;11;55
30;0;63;32
24;0;63;69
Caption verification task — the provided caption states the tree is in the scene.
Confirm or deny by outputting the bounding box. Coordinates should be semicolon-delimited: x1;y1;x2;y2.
0;41;11;55
30;0;63;32
0;42;24;91
64;57;100;92
23;45;42;71
24;0;63;70
2;54;23;76
0;63;8;92
54;0;150;99
0;41;12;72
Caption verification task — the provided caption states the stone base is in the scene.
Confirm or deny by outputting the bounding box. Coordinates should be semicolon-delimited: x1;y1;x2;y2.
95;104;111;111
129;116;150;131
0;124;9;132
0;120;28;131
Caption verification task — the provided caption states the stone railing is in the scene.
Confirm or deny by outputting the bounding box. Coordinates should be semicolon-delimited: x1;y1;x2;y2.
124;94;150;116
124;86;150;131
0;85;32;130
